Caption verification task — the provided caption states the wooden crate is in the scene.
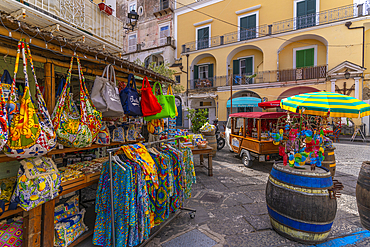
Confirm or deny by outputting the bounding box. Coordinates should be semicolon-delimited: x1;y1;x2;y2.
61;176;86;191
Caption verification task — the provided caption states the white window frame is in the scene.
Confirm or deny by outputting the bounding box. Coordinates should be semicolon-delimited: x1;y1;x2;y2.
198;64;209;79
128;1;137;12
159;23;170;46
292;45;318;69
128;33;137;53
195;24;211;50
293;0;320;30
237;10;259;41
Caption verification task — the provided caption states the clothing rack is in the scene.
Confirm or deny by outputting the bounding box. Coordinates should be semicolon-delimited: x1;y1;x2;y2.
106;137;196;247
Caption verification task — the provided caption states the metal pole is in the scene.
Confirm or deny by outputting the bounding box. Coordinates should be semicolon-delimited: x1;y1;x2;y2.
230;75;233;114
108;151;116;247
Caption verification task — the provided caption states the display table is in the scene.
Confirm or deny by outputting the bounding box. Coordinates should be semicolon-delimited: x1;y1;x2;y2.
192;146;213;176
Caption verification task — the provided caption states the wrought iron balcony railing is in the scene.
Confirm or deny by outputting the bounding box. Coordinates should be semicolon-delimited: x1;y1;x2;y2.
182;4;361;53
187;65;327;89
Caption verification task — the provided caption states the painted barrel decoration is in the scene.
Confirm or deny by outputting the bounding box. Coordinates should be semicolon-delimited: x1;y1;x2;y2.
322;147;336;178
356;161;370;230
203;135;217;157
266;163;337;244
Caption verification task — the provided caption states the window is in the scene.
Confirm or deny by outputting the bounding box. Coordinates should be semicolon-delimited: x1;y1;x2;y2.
128;34;137;52
200;101;212;107
160;0;169;10
196;25;210;50
175;75;180;83
293;45;317;69
296;0;316;29
159;25;170;46
233;57;253;84
129;3;136;12
199;65;208;79
239;13;256;41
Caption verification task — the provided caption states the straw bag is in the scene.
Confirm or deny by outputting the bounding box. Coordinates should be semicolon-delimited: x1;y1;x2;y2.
141;76;162;117
91;64;124;117
52;56;102;148
4;40;56;158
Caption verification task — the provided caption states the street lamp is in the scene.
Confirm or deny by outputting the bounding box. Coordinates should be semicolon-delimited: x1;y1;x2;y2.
344;69;350;79
124;10;139;31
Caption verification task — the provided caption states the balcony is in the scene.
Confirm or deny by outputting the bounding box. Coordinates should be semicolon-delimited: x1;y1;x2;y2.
182;4;361;53
0;0;124;51
154;0;173;17
188;65;327;90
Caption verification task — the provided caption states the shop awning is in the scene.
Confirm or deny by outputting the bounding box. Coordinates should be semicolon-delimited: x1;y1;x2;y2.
227;97;261;108
258;100;281;109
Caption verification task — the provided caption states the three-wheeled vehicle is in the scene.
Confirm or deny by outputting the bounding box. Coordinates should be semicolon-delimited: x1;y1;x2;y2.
229;112;292;167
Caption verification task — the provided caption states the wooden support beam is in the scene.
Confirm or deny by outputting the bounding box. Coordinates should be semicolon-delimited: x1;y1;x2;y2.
42;199;56;247
23;205;42;247
44;62;55;112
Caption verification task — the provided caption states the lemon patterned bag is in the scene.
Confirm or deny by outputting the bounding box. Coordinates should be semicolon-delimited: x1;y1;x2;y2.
11;157;61;211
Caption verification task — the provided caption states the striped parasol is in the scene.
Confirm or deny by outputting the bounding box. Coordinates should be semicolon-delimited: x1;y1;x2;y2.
280;91;370;118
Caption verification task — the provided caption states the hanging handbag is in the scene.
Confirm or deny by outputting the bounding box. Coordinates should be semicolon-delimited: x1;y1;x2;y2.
52;56;102;148
10;156;61;211
1;69;19;122
144;82;171;121
167;84;178;118
119;73;142;116
95;123;111;145
147;119;164;135
91;64;124;117
4;40;56;158
141;76;162;117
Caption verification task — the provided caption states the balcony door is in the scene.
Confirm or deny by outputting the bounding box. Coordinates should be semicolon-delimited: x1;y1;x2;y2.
197;26;210;50
240;14;256;41
193;64;214;88
233;57;253;84
296;0;316;29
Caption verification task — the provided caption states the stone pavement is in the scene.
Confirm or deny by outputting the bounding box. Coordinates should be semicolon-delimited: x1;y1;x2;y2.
77;143;370;246
146;143;370;247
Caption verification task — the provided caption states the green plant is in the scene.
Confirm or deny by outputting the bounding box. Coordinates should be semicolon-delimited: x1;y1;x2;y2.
186;108;208;133
134;59;176;79
173;84;184;94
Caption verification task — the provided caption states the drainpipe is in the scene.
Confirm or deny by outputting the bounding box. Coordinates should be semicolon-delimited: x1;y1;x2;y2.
277;49;281;82
186;54;189;106
345;21;365;68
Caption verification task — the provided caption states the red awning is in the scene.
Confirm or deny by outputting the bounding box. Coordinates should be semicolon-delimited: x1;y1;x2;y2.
258;100;281;109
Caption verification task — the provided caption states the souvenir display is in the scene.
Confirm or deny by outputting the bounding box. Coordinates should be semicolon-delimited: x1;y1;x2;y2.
4;40;56;158
11;157;61;211
144;82;172;121
52;56;102;148
112;126;125;142
93;143;195;246
119;73;142;116
91;64;124;117
141;77;162;117
95;123;111;145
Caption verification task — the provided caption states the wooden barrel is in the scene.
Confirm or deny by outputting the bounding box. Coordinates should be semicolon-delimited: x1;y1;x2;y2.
202;135;217;157
322;147;336;178
266;163;337;244
356;161;370;230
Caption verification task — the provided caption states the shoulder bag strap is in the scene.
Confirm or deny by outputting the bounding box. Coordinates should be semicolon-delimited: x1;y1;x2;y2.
76;56;88;120
142;76;150;89
130;74;137;91
102;64;110;80
1;70;12;84
152;81;163;96
167;84;174;96
109;64;116;85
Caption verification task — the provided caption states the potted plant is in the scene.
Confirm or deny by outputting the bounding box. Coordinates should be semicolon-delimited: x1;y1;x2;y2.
98;1;114;16
186;108;208;133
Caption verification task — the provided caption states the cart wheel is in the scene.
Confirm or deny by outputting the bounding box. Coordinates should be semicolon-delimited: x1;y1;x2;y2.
242;152;253;168
189;212;196;219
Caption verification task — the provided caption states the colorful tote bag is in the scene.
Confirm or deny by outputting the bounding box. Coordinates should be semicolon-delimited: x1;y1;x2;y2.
54;209;87;247
167;84;178;117
144;82;172;121
0;217;23;246
1;69;19;123
0;71;8;151
95;124;110;145
54;195;79;224
119;73;142;116
4;40;56;158
11;157;61;211
52;56;102;148
141;76;162;117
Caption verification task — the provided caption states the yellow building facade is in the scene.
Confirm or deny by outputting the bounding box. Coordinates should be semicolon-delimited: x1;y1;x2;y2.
174;0;370;130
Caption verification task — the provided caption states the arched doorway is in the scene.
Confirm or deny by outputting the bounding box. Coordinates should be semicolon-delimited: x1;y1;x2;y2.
278;86;320;100
227;90;262;118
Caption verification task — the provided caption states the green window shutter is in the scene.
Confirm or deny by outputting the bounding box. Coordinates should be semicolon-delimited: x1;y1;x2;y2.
245;57;253;75
208;64;214;78
297;1;306;17
306;0;316;14
304;48;314;67
194;65;199;79
296;50;305;68
247;15;256;29
233;60;240;75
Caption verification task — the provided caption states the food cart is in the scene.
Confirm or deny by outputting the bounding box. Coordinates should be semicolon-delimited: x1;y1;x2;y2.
229;112;295;167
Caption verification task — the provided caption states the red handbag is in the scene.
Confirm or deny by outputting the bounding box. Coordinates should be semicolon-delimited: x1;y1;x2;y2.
141;76;162;117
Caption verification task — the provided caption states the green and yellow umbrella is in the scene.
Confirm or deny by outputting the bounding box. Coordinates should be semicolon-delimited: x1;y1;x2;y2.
280;91;370;118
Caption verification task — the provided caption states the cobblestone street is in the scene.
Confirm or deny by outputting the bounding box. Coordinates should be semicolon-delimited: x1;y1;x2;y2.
146;143;370;247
